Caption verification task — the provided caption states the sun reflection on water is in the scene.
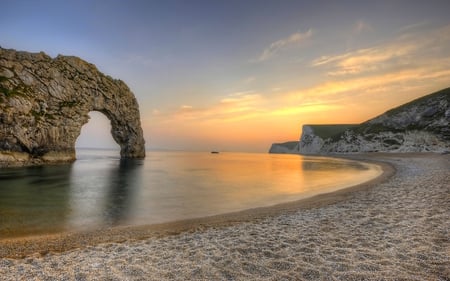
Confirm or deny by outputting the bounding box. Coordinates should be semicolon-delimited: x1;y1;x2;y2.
0;151;381;238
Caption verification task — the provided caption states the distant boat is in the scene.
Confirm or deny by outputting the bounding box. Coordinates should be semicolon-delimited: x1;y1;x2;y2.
211;151;220;154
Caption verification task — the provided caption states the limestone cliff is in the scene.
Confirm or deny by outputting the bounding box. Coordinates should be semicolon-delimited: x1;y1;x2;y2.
270;88;450;154
0;48;145;166
298;124;358;154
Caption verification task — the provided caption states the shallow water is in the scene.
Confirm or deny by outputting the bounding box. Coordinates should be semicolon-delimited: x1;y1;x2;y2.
0;150;381;238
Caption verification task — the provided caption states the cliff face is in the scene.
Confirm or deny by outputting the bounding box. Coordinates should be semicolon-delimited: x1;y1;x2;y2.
299;88;450;154
270;88;450;154
0;48;145;166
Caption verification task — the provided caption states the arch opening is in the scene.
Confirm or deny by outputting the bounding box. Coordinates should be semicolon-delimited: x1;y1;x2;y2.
75;111;120;156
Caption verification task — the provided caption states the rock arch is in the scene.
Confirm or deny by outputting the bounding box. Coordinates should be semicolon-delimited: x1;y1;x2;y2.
0;48;145;166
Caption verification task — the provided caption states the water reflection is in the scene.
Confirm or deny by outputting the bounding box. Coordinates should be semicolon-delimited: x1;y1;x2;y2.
301;156;375;196
302;156;369;171
0;155;145;238
0;151;381;238
132;153;307;222
103;159;143;225
0;165;72;238
67;155;143;230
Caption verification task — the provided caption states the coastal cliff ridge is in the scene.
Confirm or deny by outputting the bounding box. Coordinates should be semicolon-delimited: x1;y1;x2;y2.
270;88;450;154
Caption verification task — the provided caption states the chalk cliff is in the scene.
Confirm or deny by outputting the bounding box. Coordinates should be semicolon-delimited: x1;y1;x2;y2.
0;48;145;166
270;88;450;154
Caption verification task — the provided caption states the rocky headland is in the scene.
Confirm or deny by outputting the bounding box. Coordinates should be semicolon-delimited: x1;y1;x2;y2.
0;48;145;166
270;88;450;154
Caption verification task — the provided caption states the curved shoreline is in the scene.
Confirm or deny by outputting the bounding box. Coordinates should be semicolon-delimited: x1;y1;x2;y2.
0;155;394;259
1;152;449;280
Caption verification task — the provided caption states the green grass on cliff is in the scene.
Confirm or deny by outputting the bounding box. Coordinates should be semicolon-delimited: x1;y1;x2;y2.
352;87;450;134
274;141;299;149
384;87;450;117
308;124;358;139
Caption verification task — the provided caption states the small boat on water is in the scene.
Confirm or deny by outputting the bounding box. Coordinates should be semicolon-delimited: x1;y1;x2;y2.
211;151;220;154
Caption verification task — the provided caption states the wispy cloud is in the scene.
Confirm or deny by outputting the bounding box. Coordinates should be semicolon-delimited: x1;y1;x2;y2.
244;76;256;84
353;20;372;34
285;24;450;108
288;63;450;106
311;24;450;77
156;92;265;123
179;105;193;111
312;43;417;76
144;24;450;151
227;90;255;97
270;103;342;116
256;29;312;62
396;21;429;34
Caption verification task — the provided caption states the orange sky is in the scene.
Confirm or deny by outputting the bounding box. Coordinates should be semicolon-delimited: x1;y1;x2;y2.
141;22;450;152
8;1;447;152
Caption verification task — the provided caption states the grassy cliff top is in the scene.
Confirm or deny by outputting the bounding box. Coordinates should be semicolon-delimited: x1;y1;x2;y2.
305;124;358;139
383;87;450;117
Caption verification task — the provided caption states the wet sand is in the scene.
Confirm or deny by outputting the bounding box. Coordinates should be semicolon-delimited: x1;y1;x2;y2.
1;153;449;280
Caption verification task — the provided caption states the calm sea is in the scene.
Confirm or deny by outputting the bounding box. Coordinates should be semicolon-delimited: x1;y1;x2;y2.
0;150;381;238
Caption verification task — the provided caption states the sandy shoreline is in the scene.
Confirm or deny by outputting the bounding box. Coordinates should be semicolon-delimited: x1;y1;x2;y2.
1;153;449;280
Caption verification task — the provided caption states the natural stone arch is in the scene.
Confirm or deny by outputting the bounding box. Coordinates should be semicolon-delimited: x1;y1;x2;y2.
0;48;145;166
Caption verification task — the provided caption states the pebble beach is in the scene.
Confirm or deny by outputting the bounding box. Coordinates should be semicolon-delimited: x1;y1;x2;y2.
0;153;449;280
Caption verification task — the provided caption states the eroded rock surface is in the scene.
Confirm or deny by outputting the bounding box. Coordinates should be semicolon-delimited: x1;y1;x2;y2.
0;48;145;166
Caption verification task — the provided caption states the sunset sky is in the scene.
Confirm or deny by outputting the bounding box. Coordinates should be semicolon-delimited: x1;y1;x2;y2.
2;0;450;152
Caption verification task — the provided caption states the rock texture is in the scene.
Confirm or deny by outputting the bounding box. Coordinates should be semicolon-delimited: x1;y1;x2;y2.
270;88;450;154
0;48;145;166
